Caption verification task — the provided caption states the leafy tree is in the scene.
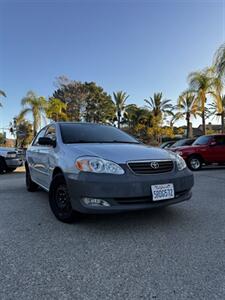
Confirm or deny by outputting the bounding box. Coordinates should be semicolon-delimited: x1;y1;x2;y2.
19;91;46;136
0;90;6;107
83;82;115;123
53;78;86;121
123;105;152;129
113;91;129;128
177;91;199;137
214;43;225;79
45;98;68;122
188;68;214;135
53;77;114;123
15;117;34;147
123;105;153;142
0;132;5;145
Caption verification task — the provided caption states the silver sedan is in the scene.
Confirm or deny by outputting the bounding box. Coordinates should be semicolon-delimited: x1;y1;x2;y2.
25;122;194;223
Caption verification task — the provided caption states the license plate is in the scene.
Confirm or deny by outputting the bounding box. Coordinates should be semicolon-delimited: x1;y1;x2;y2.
151;183;174;201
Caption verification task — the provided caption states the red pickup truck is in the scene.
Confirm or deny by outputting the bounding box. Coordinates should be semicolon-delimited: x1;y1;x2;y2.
171;134;225;171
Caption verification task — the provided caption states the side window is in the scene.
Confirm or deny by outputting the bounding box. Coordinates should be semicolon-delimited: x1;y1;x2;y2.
32;128;46;146
45;125;56;141
214;136;225;146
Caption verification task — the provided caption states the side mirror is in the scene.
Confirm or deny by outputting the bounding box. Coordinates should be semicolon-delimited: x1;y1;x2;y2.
38;137;56;147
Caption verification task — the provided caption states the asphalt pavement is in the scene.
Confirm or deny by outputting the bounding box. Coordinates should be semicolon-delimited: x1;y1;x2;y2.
0;166;225;300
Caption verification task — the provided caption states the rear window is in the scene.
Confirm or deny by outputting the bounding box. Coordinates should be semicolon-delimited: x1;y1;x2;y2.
214;136;225;146
59;123;139;144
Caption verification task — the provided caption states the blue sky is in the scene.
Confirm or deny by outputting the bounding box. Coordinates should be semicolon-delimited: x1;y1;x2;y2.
0;0;224;133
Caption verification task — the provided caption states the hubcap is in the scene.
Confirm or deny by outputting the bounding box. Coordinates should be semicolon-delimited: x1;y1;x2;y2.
55;185;70;211
190;158;200;169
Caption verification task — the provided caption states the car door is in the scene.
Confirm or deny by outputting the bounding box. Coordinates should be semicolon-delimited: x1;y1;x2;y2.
37;125;57;189
27;128;47;183
211;136;225;162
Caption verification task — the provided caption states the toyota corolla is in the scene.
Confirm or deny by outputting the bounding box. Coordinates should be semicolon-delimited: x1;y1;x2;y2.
25;122;194;223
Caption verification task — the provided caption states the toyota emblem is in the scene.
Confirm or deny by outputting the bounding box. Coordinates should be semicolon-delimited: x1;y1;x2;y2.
150;161;159;169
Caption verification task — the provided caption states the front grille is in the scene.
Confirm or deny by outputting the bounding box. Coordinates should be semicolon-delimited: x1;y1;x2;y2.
128;160;174;175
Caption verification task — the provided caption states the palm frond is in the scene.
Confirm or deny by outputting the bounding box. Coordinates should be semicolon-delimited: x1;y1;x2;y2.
0;90;6;97
213;43;225;78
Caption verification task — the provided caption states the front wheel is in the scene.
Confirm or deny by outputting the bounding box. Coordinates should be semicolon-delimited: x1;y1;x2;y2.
187;156;202;171
49;174;80;223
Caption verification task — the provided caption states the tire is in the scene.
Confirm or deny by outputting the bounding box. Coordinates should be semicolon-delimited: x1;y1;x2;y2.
0;157;7;174
187;156;202;171
26;165;39;192
49;174;80;223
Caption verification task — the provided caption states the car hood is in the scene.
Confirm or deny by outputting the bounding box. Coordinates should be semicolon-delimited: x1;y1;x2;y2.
67;143;172;164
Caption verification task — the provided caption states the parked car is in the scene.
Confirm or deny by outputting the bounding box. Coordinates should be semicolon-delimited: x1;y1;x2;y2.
160;140;176;149
0;147;23;174
171;134;225;171
170;138;196;149
25;122;194;223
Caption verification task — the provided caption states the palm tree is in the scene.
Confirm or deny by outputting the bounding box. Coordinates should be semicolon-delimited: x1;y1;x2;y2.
0;90;6;107
167;110;183;129
19;91;46;136
177;91;199;138
45;98;68;122
144;92;172;123
113;91;129;128
214;43;225;78
210;76;225;133
188;69;213;135
208;96;225;133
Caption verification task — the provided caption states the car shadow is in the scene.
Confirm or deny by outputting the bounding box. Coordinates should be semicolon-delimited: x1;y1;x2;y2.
199;165;225;171
77;204;193;233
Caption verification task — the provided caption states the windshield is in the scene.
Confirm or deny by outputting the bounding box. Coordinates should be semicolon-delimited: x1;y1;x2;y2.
193;136;211;145
60;123;140;144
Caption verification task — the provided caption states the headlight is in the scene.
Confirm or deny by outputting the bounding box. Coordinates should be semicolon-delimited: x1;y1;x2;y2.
6;152;17;158
169;152;186;171
75;157;124;175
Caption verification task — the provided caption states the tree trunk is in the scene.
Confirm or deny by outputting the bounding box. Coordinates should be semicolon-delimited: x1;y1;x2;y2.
201;95;206;135
186;112;190;138
202;110;206;135
117;111;121;128
221;111;225;133
33;120;37;137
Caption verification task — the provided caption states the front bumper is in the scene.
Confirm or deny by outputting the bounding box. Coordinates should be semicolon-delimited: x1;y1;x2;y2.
65;166;194;214
5;158;23;168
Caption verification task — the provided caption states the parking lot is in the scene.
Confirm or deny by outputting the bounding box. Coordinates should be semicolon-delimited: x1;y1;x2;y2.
0;167;225;300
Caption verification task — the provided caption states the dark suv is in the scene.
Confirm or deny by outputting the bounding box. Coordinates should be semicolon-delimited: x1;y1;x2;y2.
171;134;225;171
